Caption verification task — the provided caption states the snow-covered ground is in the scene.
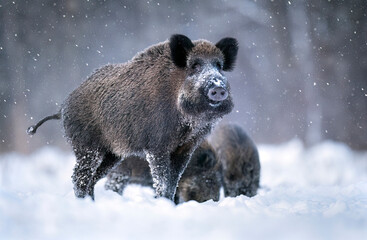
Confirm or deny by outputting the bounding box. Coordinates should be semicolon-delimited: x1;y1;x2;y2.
1;140;367;240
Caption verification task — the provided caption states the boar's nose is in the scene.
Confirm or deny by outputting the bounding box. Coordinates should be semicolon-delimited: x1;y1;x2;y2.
208;86;228;101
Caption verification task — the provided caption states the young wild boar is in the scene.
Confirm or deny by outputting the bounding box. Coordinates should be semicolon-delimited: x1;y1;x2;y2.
174;140;222;204
105;140;222;204
27;34;238;200
209;123;260;197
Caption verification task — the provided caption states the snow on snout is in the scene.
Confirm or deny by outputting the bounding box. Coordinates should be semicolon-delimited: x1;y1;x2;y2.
210;76;226;88
195;67;225;88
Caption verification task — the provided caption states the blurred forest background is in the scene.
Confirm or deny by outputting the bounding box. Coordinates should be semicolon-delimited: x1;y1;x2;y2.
0;0;366;153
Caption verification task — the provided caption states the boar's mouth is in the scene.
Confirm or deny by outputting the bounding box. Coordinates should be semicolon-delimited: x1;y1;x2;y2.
208;99;222;107
204;83;228;108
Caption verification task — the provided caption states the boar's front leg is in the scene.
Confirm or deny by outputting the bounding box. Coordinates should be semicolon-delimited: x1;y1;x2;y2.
168;125;213;199
146;147;197;200
146;152;179;200
170;143;198;191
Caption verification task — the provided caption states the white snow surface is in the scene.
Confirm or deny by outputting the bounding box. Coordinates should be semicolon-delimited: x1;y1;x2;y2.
1;140;367;240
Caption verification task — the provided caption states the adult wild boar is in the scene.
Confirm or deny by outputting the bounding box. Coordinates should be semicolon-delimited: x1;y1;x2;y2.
27;34;238;200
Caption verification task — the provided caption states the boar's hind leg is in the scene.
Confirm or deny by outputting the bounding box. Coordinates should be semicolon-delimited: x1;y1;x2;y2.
72;148;120;200
72;148;101;199
86;151;121;200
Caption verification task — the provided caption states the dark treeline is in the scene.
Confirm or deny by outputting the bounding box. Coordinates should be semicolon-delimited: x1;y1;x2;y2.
0;0;366;153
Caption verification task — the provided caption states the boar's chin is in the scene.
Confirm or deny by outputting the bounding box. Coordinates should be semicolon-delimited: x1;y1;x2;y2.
211;97;234;115
179;94;234;120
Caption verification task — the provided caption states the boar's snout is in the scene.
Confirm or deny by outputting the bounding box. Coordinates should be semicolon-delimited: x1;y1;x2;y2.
208;86;228;102
205;76;229;102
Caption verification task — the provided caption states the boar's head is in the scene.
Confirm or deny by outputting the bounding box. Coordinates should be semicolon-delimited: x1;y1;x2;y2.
170;34;238;121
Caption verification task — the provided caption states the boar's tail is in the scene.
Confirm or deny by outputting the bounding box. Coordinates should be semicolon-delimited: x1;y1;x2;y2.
26;112;61;135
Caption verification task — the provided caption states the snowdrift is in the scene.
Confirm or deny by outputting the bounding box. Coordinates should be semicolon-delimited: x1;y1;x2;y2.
1;140;367;240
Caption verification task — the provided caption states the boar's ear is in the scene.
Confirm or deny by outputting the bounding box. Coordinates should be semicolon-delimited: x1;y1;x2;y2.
170;34;194;68
215;38;239;71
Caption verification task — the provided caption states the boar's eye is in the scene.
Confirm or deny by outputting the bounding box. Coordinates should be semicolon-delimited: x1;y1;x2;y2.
214;61;223;70
191;60;203;72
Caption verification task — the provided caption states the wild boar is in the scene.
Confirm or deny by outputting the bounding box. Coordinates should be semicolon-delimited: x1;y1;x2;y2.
27;34;238;200
174;140;222;204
